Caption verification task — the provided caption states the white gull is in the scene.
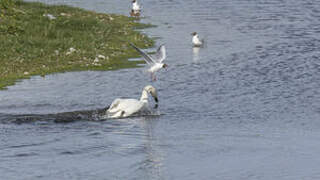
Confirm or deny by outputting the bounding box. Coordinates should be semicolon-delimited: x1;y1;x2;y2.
130;43;168;81
106;85;158;118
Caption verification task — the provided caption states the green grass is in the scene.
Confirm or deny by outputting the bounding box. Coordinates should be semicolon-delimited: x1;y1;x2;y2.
0;0;154;89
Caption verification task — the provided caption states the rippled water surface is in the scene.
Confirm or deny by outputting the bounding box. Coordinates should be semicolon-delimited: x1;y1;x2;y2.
1;0;320;179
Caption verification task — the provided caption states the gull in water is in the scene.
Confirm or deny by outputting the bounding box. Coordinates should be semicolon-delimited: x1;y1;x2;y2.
132;0;141;12
106;85;158;118
191;32;204;47
130;43;168;81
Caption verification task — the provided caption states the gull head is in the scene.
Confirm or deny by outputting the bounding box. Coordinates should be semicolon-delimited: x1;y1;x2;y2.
162;63;168;69
132;0;136;3
191;32;197;36
144;85;158;103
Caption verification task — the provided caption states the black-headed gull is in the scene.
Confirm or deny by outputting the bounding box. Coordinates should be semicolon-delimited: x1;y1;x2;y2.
191;32;204;47
132;0;141;12
106;85;158;118
130;43;168;81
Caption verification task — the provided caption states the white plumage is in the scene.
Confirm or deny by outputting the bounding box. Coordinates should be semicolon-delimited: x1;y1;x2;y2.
132;0;141;12
191;32;204;47
130;43;168;81
106;85;158;118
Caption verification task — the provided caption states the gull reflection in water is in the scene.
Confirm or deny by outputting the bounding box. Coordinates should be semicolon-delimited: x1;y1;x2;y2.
139;116;164;180
192;47;201;63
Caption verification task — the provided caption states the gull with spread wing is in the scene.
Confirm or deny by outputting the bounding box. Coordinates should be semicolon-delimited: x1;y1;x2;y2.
130;43;168;81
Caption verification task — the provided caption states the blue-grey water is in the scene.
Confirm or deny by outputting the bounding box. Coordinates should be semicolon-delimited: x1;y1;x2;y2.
1;0;320;179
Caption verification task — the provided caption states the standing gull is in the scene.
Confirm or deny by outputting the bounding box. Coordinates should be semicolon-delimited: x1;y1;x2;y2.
191;32;204;47
130;43;168;81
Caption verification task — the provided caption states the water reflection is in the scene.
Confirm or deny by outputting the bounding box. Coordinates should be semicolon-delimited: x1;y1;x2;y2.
192;47;201;63
140;116;164;180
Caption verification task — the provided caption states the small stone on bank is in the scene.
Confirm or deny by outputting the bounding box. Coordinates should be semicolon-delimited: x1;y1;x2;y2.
97;54;106;59
43;14;56;20
66;47;76;55
93;57;100;63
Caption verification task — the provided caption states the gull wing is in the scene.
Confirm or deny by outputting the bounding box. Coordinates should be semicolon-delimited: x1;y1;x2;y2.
129;43;155;65
152;44;166;63
107;99;122;113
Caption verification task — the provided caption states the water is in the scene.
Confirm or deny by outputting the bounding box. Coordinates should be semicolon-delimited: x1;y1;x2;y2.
1;0;320;179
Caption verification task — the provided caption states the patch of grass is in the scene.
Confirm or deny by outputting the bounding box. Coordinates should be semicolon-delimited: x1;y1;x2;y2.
0;0;154;89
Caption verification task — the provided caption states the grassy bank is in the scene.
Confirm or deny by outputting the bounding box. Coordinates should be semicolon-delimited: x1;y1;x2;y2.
0;0;154;89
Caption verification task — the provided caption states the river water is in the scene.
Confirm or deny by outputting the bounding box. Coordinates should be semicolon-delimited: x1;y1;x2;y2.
1;0;320;179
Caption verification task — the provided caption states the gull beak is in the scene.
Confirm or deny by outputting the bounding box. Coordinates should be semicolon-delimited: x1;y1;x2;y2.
147;85;158;105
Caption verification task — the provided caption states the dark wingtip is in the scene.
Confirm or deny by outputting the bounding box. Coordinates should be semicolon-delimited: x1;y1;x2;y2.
154;97;158;103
